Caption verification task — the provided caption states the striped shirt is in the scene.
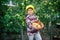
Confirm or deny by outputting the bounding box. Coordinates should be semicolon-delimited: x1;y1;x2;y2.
26;14;38;33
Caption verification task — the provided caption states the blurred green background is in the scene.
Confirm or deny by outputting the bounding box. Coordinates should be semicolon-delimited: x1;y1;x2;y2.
0;0;60;40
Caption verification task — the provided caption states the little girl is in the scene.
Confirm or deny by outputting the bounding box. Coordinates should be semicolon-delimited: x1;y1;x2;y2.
26;5;44;40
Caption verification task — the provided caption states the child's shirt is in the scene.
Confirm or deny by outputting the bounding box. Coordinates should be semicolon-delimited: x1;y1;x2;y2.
26;14;38;33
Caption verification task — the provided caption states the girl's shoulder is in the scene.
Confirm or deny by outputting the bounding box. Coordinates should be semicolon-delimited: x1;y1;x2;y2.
26;15;30;19
26;15;30;17
34;14;38;18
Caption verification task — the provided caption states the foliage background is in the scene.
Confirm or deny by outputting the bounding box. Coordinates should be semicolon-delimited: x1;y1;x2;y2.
0;0;60;40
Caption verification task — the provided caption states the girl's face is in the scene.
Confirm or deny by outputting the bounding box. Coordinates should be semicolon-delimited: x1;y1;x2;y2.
27;9;34;15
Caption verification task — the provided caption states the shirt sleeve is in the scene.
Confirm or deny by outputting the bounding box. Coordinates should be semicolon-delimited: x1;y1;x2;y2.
26;17;32;28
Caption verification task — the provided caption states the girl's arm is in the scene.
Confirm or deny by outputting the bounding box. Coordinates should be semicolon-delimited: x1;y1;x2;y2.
26;17;32;29
36;16;44;28
40;21;44;28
